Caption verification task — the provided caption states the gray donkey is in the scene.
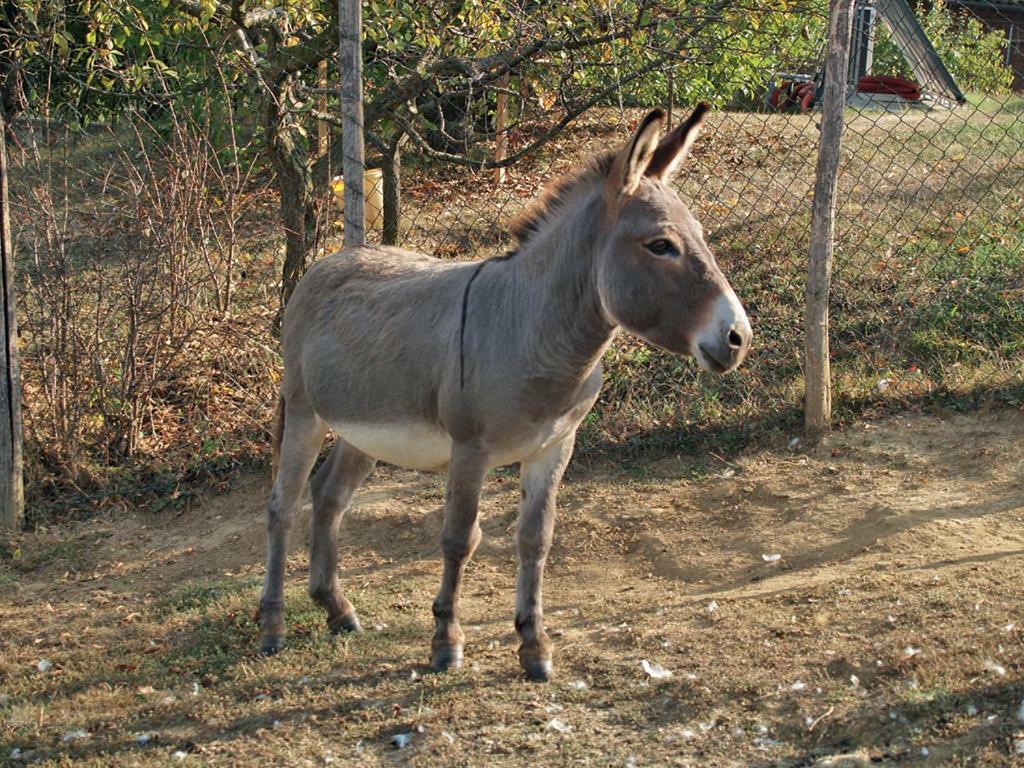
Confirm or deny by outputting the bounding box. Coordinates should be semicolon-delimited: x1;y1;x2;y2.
259;104;751;681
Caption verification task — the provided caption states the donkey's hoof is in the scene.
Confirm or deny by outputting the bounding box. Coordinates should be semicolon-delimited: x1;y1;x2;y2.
430;645;463;673
520;657;552;682
260;636;285;656
327;613;362;635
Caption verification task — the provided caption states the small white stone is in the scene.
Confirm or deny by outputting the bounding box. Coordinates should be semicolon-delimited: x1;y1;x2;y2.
983;660;1006;677
546;718;572;734
36;659;53;673
641;659;672;680
391;732;413;748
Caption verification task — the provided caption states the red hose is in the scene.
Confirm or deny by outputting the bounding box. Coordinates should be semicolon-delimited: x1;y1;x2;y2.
856;75;921;101
769;74;921;112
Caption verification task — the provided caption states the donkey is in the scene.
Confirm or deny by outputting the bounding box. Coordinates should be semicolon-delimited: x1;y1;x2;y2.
258;104;751;681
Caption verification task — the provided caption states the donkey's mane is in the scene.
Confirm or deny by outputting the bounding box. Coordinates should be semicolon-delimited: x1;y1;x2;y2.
509;150;615;247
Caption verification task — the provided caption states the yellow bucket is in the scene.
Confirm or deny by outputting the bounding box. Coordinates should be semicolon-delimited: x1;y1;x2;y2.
331;168;384;230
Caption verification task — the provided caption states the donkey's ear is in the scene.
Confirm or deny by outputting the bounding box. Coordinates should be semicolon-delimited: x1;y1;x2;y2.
645;102;710;181
604;109;665;206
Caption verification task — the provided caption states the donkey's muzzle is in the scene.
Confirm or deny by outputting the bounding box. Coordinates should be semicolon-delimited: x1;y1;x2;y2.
696;302;751;374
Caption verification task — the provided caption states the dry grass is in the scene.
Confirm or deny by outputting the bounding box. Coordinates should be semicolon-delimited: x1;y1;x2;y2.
3;407;1024;766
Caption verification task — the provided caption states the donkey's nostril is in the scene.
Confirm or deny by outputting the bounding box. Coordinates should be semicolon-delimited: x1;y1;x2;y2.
728;329;744;349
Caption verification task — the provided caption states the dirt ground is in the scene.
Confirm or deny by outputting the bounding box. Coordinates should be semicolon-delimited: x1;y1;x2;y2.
3;407;1024;766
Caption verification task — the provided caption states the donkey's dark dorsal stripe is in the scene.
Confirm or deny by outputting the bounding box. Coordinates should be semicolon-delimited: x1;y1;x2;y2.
258;105;751;681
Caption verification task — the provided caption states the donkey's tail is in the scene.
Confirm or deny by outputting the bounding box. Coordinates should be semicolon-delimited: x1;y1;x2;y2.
271;393;285;481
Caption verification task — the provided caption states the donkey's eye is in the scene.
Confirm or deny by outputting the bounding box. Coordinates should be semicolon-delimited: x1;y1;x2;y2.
645;238;677;257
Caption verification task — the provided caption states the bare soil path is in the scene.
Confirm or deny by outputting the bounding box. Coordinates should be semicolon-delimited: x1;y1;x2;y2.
3;408;1024;766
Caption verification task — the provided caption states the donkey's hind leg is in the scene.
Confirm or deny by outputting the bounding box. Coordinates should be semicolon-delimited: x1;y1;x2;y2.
308;439;375;634
259;398;326;656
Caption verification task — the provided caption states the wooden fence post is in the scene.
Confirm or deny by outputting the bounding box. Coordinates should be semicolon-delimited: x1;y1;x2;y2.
0;112;24;529
339;0;365;248
805;0;854;436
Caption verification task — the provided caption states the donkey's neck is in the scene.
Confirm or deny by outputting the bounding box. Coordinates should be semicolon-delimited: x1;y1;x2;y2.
505;192;615;388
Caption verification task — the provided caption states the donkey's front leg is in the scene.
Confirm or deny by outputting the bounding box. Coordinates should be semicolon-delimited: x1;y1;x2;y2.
515;433;575;681
431;443;489;672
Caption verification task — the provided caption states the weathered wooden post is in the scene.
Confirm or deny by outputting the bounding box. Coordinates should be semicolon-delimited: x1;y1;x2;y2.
0;112;24;529
339;0;365;248
805;0;854;435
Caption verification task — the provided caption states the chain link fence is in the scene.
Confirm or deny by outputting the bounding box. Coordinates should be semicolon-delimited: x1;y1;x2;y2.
2;0;1022;519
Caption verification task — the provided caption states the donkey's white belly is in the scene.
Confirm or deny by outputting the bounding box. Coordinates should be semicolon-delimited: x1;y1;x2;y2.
333;419;574;472
333;422;453;472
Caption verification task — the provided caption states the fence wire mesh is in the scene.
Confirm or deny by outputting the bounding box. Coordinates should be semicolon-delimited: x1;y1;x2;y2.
2;0;1022;519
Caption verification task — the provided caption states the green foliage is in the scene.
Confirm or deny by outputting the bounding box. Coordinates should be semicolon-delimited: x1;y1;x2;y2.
13;0;214;123
872;0;1014;96
567;1;829;109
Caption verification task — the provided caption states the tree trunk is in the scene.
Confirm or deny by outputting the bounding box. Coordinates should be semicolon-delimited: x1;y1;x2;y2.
382;132;404;246
262;71;321;326
277;160;314;312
